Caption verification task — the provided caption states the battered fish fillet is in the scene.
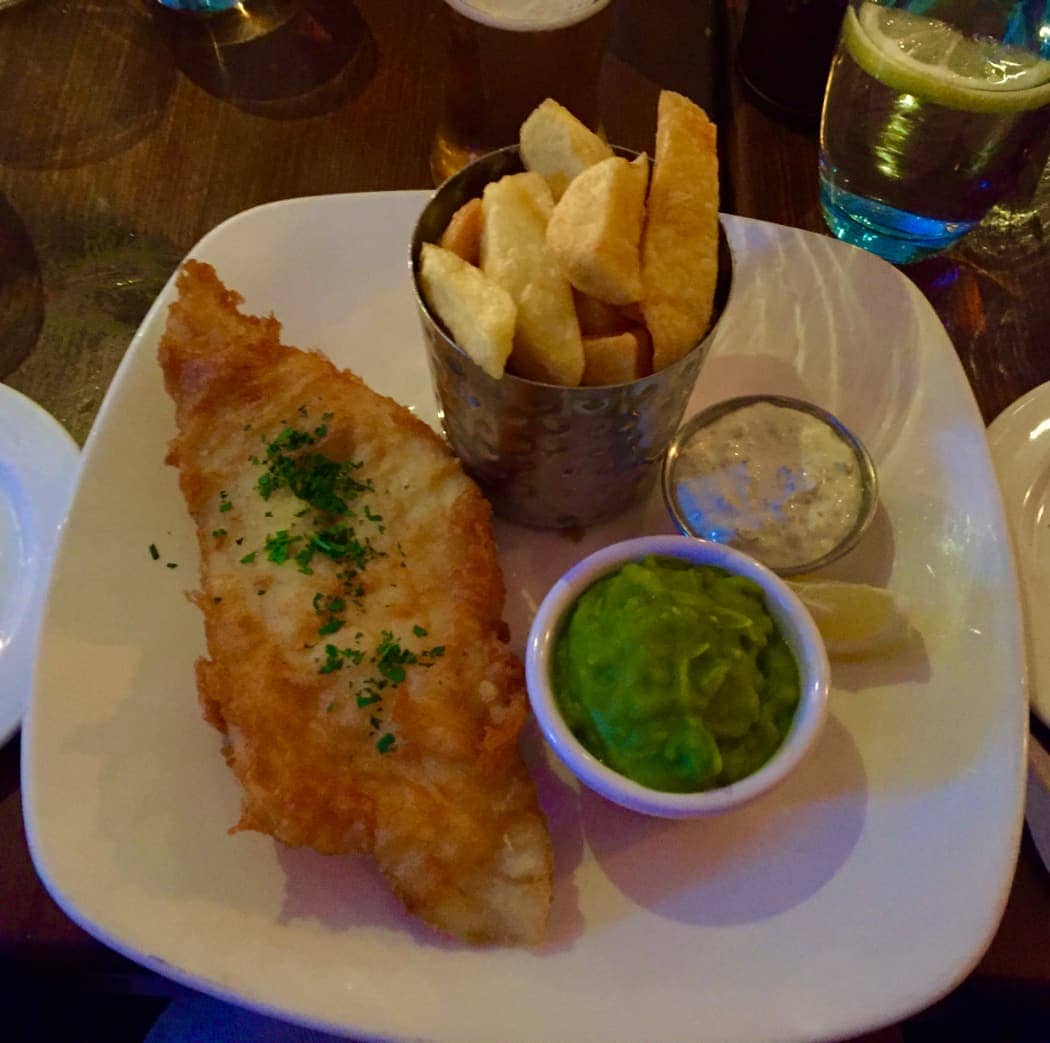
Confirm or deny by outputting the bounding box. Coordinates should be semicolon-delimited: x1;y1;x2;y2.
159;261;552;946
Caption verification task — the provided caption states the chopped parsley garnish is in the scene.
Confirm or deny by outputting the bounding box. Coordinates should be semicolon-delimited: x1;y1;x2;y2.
149;544;160;560
214;411;433;759
375;631;416;684
318;642;365;674
264;529;297;564
166;562;178;569
364;505;384;533
256;422;373;517
314;630;445;749
319;644;345;674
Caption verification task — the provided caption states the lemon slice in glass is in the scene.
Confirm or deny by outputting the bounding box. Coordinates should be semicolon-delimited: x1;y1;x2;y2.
845;1;1050;113
788;578;911;659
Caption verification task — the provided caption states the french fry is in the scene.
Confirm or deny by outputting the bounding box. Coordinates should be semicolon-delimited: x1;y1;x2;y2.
519;98;613;201
419;243;516;380
481;173;584;387
428;94;723;388
514;170;555;221
641;91;720;371
546;153;648;305
573;290;629;337
581;327;652;386
439;198;483;266
619;301;645;325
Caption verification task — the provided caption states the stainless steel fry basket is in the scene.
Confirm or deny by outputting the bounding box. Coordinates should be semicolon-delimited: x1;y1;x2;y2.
411;145;733;529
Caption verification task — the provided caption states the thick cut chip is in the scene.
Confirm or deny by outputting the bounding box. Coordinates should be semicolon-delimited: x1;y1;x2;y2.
519;98;613;201
573;290;629;336
420;242;516;380
481;172;584;386
581;327;652;386
641;90;720;371
546;153;649;305
512;169;556;221
438;197;483;265
158;261;553;946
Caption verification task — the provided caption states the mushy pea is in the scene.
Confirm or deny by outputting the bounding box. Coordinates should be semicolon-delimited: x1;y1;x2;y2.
552;555;800;792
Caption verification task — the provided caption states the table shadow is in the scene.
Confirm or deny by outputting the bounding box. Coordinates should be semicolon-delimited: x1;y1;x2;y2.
149;0;376;119
0;194;44;379
0;0;175;170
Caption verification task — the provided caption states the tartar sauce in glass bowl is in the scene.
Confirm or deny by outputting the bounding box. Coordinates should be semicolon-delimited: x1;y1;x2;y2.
663;395;878;574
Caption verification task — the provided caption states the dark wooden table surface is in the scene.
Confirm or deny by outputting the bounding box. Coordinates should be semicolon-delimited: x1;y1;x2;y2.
1;0;1047;1039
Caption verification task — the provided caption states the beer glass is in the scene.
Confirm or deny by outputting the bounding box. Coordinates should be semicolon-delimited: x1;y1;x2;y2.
430;0;614;185
819;0;1050;264
738;0;846;127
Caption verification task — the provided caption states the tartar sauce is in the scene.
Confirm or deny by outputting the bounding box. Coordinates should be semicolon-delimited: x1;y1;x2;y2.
672;401;864;570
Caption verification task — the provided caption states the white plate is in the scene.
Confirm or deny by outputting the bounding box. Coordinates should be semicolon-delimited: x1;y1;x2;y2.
0;384;78;747
24;194;1027;1043
988;380;1050;727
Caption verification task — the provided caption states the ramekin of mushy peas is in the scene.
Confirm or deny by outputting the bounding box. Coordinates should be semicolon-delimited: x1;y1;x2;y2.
526;535;829;818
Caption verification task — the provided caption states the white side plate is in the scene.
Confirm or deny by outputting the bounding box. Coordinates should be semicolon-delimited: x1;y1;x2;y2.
988;380;1050;726
0;384;78;747
23;194;1026;1043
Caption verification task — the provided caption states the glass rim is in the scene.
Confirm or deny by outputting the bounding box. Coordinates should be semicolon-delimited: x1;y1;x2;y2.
440;0;613;33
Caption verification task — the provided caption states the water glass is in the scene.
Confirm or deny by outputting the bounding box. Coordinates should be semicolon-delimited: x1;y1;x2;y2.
819;0;1050;264
155;0;240;10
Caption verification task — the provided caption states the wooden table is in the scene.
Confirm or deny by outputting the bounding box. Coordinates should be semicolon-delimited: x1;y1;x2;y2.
1;1;1047;1038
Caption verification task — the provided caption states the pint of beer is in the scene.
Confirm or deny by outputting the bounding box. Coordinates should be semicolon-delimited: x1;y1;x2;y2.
430;0;614;184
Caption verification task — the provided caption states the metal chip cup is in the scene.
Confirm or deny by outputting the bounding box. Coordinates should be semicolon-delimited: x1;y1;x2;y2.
410;145;733;529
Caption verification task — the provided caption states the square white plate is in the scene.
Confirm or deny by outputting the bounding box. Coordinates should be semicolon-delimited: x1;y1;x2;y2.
24;193;1027;1043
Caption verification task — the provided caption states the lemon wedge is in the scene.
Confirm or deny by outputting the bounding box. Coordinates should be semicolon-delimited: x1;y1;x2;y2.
845;2;1050;113
788;578;910;659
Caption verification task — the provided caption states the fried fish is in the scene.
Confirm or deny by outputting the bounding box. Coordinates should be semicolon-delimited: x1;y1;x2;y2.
158;261;552;945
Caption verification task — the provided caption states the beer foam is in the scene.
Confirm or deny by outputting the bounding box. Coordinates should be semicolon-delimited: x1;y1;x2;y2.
445;0;609;31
